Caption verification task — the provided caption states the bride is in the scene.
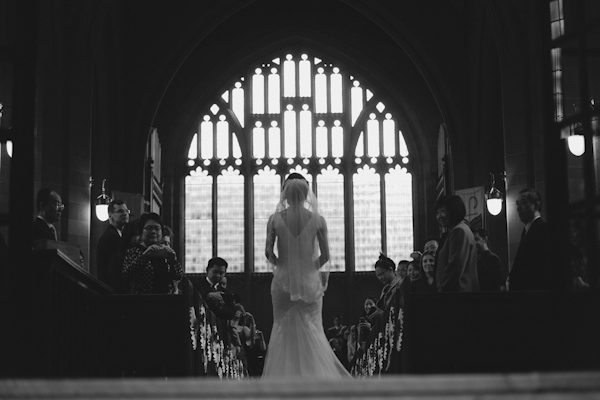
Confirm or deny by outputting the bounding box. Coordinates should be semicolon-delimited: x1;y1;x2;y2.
262;173;351;379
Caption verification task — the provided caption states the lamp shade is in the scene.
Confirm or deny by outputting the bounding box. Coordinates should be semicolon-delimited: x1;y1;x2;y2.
567;134;585;156
486;186;503;216
95;203;109;221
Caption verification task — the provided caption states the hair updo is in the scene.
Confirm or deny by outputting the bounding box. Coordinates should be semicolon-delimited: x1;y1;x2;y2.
374;253;395;271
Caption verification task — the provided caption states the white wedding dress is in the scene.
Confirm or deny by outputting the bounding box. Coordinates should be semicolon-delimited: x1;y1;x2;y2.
262;204;350;379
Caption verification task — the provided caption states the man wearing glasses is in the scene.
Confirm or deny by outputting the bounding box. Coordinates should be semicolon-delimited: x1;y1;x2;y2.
32;188;64;241
96;199;130;290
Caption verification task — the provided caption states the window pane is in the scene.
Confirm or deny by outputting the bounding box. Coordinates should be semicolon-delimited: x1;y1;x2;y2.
331;68;343;113
232;134;242;159
252;70;265;114
355;132;364;157
200;117;213;159
399;130;409;158
367;114;380;157
318;167;345;272
284;105;297;157
268;122;281;158
353;166;381;271
254;167;281;272
268;69;281;114
283;55;296;97
188;133;198;159
351;81;363;126
216;116;229;159
300;105;312;157
383;115;395;157
316;121;328;158
253;122;266;158
232;82;244;127
315;69;327;113
217;168;244;273
385;166;413;264
185;169;213;273
332;121;343;157
299;55;311;97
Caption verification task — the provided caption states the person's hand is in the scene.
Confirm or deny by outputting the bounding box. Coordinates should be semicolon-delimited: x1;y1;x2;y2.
142;244;162;256
410;251;422;260
143;244;175;259
207;291;224;304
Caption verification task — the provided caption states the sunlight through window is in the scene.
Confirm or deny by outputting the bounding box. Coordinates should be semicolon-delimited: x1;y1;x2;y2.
185;52;413;273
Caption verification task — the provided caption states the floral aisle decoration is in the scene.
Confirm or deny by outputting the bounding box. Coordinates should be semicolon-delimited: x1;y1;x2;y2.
195;302;247;379
351;300;404;377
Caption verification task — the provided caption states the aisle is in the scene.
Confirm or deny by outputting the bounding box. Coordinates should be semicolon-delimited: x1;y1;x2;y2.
1;371;600;399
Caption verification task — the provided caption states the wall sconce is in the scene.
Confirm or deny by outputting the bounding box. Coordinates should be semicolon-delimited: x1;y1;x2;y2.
486;172;506;216
95;179;111;221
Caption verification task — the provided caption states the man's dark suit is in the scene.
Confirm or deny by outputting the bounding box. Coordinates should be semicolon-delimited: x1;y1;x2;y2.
509;218;559;291
477;250;504;291
32;217;56;241
196;278;236;344
97;224;123;289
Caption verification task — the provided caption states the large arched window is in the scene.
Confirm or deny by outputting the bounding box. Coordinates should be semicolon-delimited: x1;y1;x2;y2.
185;52;413;273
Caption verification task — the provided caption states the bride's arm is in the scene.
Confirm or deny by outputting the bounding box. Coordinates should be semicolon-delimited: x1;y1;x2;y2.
265;214;278;265
316;216;330;268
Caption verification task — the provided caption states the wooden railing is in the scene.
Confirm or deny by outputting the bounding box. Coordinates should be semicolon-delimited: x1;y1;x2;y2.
8;250;246;378
352;288;600;375
11;249;114;377
10;251;600;378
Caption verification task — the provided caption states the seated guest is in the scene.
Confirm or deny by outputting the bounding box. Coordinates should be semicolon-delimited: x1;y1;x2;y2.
346;324;358;365
396;260;409;279
420;250;437;291
219;275;242;304
409;259;434;292
423;236;440;254
374;254;409;312
328;337;347;368
473;228;504;291
362;296;381;323
246;321;267;377
355;297;380;349
326;315;347;340
231;304;256;349
230;304;254;360
196;257;235;318
435;195;479;292
32;188;63;241
409;236;440;268
122;213;183;294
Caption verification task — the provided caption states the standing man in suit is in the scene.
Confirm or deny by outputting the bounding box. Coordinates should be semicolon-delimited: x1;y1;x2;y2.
96;199;130;289
509;188;560;291
32;188;63;241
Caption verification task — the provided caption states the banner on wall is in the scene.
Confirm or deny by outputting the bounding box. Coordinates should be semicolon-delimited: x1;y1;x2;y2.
455;186;485;231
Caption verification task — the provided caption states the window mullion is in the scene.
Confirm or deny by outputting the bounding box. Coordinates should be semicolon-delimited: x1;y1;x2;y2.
212;175;218;258
380;172;387;255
